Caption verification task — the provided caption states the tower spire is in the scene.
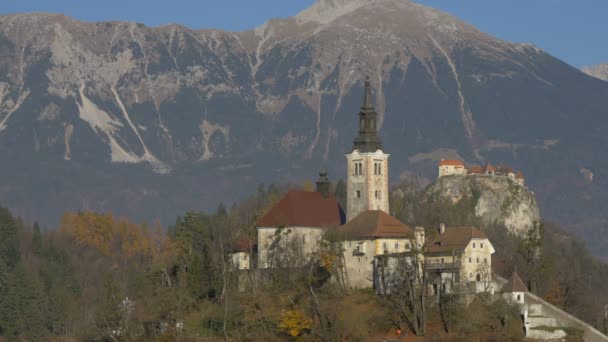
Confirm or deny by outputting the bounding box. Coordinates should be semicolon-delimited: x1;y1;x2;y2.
362;76;372;109
352;76;382;153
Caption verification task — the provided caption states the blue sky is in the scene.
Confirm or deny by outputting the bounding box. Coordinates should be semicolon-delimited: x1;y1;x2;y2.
1;0;606;68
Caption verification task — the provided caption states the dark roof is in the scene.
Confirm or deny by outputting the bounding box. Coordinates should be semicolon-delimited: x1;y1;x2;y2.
229;238;256;253
502;272;528;293
335;210;414;240
427;226;488;254
256;191;344;228
469;166;484;174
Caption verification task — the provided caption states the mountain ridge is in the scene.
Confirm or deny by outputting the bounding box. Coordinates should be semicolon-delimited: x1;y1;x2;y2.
1;1;608;259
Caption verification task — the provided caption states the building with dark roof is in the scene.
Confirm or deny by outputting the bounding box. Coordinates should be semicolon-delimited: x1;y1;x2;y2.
256;172;345;269
425;224;495;294
333;210;421;289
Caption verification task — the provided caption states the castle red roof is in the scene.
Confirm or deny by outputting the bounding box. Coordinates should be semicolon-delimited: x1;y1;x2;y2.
516;171;525;179
256;191;344;228
335;210;414;240
469;166;484;174
485;164;496;172
439;159;465;167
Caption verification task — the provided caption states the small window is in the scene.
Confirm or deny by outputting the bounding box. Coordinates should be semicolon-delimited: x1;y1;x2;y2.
473;243;476;248
440;258;444;263
359;163;363;175
356;190;361;198
481;243;484;248
374;163;378;175
484;258;487;264
476;258;479;263
517;294;521;301
378;162;382;175
395;243;399;249
382;242;388;250
469;258;472;263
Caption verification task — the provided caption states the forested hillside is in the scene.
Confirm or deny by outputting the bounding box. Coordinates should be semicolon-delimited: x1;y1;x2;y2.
0;180;607;340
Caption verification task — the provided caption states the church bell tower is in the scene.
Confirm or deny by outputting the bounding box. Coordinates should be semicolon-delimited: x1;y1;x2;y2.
346;78;390;222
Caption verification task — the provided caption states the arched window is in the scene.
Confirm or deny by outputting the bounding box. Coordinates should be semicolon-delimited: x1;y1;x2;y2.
374;163;378;174
476;273;481;282
378;162;382;174
359;163;363;174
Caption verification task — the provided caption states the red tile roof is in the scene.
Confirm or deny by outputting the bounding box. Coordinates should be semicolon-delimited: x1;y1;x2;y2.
439;159;465;167
256;191;344;228
516;171;525;179
335;210;414;240
426;226;488;254
469;166;484;174
485;164;496;172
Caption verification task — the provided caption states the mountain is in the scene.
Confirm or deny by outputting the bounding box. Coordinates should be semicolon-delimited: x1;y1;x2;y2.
2;0;608;258
582;63;608;81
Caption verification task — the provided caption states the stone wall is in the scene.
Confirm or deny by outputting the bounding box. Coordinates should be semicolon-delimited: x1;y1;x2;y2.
257;226;324;268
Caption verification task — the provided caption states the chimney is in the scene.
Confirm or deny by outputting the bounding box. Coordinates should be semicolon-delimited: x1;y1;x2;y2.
439;223;446;234
316;168;330;198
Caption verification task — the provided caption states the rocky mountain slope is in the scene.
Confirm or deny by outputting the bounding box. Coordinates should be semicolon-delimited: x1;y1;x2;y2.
582;63;608;81
426;174;540;236
1;0;608;258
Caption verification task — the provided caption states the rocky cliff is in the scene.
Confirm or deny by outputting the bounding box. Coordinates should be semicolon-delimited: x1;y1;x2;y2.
426;175;540;236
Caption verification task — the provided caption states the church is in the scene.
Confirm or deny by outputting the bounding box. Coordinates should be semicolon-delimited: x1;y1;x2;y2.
239;78;495;294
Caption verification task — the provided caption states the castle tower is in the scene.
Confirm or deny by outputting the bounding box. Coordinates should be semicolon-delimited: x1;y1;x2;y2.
346;78;390;221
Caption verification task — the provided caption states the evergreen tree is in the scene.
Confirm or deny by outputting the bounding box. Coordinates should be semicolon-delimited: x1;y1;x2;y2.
0;207;20;268
0;259;10;336
32;222;43;255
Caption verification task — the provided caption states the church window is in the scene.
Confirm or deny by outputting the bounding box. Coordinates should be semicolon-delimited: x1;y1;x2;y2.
378;162;382;174
359;163;363;174
517;294;521;301
356;190;361;198
476;258;479;263
374;163;377;174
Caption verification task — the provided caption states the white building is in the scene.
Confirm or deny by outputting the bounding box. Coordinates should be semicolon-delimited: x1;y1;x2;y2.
438;159;467;177
425;224;495;295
